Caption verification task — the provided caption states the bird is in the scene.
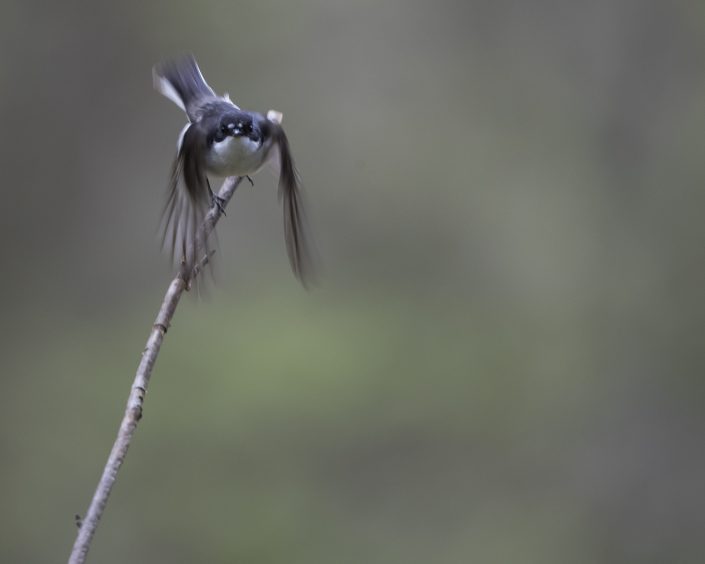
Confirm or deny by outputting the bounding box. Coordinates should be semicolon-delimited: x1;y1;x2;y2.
153;54;312;287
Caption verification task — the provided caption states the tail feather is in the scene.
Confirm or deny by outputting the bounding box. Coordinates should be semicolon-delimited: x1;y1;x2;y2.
153;54;216;121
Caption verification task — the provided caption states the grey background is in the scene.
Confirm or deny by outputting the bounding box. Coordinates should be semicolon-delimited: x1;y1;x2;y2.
1;1;704;562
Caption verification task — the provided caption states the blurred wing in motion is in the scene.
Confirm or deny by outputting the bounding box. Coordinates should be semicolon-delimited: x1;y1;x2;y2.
270;123;315;288
160;124;212;271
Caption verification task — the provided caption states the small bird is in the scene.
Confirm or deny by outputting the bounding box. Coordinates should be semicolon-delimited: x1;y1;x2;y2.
153;54;312;286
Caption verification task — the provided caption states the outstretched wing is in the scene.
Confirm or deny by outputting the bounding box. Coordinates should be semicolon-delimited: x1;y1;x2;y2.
160;124;212;271
269;123;315;288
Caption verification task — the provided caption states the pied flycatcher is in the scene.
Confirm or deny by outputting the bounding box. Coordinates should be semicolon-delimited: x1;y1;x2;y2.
153;54;312;286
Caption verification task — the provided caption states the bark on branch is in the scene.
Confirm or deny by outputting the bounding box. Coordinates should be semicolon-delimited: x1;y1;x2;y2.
68;176;243;564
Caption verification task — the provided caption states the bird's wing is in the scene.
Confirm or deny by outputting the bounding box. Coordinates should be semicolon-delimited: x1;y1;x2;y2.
160;123;212;271
269;123;315;288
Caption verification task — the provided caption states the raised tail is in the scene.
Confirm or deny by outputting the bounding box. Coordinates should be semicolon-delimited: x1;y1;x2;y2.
153;54;216;121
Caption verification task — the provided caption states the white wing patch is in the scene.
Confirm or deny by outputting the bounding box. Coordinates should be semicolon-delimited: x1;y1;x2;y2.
267;109;283;124
265;109;284;176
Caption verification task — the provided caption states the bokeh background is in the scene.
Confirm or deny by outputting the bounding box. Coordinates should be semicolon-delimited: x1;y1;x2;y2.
2;1;705;562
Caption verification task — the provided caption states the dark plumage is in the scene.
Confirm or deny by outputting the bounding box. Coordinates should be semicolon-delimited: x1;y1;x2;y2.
154;55;313;286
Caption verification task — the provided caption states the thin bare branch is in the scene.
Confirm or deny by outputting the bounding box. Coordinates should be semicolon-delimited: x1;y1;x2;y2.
68;176;243;564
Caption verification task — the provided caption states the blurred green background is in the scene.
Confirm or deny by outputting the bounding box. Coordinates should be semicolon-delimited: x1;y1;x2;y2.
2;1;705;562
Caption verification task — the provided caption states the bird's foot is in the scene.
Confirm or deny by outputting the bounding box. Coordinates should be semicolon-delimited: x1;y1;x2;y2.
246;175;254;186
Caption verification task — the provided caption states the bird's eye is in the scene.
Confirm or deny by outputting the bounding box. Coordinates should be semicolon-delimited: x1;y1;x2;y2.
244;122;253;133
214;124;230;143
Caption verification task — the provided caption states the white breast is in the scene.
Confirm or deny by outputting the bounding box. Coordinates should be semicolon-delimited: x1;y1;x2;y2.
206;136;269;177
